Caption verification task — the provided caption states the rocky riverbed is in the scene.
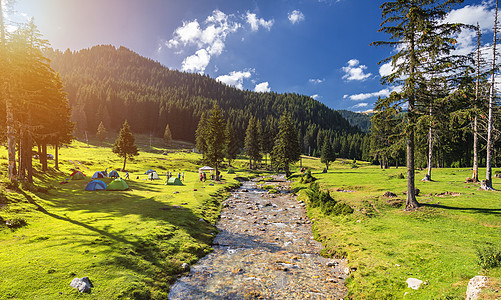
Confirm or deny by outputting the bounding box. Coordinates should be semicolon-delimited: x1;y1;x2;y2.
169;175;348;299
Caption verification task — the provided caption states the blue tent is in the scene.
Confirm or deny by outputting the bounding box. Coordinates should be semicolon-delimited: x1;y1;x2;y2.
108;170;120;178
144;169;156;175
85;180;107;191
92;171;106;179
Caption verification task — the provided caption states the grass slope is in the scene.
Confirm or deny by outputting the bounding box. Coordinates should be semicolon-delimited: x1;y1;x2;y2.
295;158;501;299
0;138;242;299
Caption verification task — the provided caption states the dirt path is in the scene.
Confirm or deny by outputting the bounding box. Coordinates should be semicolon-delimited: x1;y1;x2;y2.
169;175;347;299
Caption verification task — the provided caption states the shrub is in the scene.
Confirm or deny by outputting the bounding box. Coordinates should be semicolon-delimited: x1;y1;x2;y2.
6;217;27;229
227;169;235;174
397;173;405;179
305;183;353;216
476;246;501;269
300;170;317;184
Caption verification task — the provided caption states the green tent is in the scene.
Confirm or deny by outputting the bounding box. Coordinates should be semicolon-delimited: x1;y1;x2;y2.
106;178;129;191
71;171;85;180
166;177;183;186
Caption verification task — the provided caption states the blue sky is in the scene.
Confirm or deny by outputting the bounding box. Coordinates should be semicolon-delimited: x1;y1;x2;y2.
4;0;497;111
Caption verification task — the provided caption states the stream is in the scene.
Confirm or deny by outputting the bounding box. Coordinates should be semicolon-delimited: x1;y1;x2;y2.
168;175;348;299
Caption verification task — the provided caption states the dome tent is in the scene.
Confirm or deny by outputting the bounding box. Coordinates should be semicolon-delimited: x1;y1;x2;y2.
144;169;156;175
148;171;160;180
71;171;85;180
106;178;129;191
92;171;106;179
85;180;107;191
166;177;182;186
108;170;120;178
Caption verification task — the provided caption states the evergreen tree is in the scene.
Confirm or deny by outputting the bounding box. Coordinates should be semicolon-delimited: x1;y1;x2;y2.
244;116;261;169
225;121;239;166
371;0;464;210
96;121;107;142
204;104;228;181
113;120;138;171
163;123;172;146
320;135;336;170
271;112;300;177
261;124;274;169
195;112;208;157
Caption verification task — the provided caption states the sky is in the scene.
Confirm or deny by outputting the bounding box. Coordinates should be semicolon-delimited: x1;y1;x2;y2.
2;0;498;112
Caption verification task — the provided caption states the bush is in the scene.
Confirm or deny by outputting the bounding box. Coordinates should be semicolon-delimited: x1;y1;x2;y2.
227;169;235;174
397;173;405;179
6;217;27;229
300;170;317;184
476;246;501;269
306;183;353;216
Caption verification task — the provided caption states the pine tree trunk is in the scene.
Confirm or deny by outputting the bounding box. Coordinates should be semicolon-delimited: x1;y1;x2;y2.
55;142;59;170
1;2;17;182
472;23;481;183
215;164;219;181
123;156;127;171
485;0;498;190
424;109;433;181
26;134;33;183
405;26;419;211
41;143;48;172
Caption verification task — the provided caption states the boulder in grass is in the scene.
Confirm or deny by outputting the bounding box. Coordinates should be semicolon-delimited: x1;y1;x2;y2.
406;278;423;290
465;276;488;300
70;276;93;293
383;191;397;198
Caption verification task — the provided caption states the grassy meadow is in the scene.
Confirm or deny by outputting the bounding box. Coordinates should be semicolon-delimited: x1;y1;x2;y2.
0;136;248;299
0;134;500;299
294;158;501;299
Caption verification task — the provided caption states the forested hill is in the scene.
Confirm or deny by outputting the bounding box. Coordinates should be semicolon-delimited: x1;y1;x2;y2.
46;45;359;148
337;110;372;133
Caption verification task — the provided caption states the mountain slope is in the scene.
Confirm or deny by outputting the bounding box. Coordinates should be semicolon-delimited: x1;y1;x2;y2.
47;45;360;151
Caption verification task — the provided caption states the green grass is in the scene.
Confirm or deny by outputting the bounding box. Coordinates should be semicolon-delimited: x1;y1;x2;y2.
294;158;501;299
0;138;245;299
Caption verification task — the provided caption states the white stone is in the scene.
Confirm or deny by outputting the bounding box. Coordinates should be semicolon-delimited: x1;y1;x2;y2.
406;278;423;290
465;276;488;300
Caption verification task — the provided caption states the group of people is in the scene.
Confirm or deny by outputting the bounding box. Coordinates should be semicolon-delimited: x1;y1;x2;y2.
166;171;184;181
199;171;207;182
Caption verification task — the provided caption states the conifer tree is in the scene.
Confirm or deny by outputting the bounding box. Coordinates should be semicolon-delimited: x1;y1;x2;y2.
484;0;499;190
195;112;208;157
163;123;172;146
204;104;227;181
321;135;336;170
372;0;464;210
113;120;138;171
271;112;300;177
225;121;239;166
96;121;107;143
244;116;261;169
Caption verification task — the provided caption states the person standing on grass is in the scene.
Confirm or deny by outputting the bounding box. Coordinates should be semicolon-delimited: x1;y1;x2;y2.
182;172;185;181
125;171;129;179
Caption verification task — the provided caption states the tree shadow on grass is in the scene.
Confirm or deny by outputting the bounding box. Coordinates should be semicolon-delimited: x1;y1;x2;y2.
421;203;501;216
15;182;225;296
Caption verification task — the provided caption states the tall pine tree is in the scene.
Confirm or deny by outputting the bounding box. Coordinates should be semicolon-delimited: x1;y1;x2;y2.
113;120;138;171
271;112;300;177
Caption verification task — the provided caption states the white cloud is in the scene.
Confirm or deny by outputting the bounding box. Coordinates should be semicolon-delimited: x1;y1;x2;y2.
311;94;321;100
351;103;369;109
288;10;305;24
181;49;211;73
309;78;324;84
216;70;252;90
254;82;271;92
342;59;372;81
346;87;402;101
442;3;496;56
166;10;241;73
246;12;274;31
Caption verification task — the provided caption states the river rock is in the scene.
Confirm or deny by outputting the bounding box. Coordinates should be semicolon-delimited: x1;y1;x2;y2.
465;276;488;300
70;276;93;293
406;278;423;290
